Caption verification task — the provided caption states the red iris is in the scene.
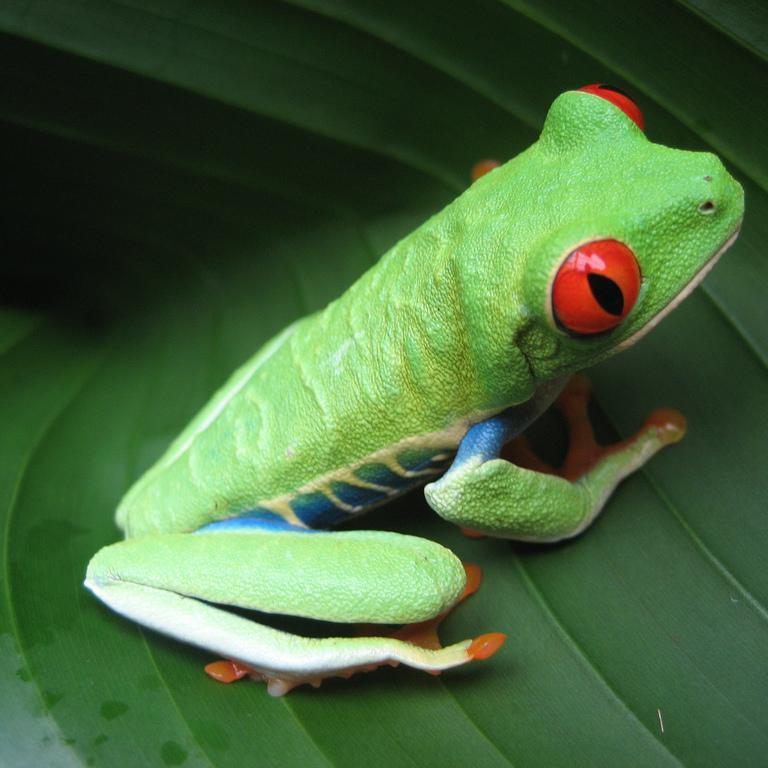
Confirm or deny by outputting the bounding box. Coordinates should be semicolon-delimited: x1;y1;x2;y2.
552;239;641;335
577;84;645;131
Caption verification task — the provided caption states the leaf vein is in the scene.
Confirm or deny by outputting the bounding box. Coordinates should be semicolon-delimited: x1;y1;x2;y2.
514;558;686;767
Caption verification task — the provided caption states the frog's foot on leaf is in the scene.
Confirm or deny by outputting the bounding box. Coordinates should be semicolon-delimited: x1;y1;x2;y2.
505;373;686;482
204;632;507;696
204;657;399;696
357;562;486;656
425;374;686;542
203;634;506;697
204;562;506;694
386;564;506;668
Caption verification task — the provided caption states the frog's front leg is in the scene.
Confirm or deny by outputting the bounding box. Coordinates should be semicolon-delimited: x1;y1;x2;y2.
85;526;504;695
425;376;686;541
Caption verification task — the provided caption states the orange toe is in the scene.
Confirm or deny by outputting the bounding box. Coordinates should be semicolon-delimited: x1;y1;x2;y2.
393;618;443;650
467;632;507;661
462;563;483;600
205;660;251;683
644;408;687;444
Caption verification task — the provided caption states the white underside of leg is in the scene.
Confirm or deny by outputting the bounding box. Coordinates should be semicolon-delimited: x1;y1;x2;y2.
85;577;471;690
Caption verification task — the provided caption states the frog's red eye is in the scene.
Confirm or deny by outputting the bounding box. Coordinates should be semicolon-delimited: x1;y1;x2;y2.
552;240;641;335
578;84;645;131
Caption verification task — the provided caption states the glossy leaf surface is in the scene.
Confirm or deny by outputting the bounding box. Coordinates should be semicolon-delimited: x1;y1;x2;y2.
1;2;766;766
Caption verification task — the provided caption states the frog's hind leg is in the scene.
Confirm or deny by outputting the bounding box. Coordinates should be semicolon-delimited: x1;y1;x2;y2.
425;375;686;542
85;523;505;695
350;561;503;670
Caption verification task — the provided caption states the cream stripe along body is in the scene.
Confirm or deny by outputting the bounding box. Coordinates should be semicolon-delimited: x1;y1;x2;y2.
87;87;744;695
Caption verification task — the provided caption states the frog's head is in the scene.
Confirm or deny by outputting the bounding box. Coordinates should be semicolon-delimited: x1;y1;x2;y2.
492;85;745;382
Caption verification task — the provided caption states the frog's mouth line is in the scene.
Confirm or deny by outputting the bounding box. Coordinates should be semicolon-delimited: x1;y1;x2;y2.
616;223;742;352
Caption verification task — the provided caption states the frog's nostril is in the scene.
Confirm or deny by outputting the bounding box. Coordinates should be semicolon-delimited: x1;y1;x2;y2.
699;200;716;214
703;175;713;182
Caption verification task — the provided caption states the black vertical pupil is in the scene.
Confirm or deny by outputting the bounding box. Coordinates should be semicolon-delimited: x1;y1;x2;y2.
587;274;624;316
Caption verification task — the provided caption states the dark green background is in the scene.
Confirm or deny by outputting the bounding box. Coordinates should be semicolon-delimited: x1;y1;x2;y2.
1;2;766;766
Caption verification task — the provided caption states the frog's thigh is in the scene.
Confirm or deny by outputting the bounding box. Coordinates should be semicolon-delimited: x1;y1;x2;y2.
85;528;476;691
88;528;465;623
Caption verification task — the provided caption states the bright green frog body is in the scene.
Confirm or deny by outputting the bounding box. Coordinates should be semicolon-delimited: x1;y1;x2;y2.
87;88;744;695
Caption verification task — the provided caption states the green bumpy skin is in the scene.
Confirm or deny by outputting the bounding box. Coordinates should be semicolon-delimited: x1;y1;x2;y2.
86;89;744;695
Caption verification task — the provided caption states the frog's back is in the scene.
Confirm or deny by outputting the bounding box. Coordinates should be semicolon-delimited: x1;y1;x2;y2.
116;210;530;538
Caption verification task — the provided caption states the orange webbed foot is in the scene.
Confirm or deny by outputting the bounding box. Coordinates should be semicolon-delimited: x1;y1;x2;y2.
504;374;686;483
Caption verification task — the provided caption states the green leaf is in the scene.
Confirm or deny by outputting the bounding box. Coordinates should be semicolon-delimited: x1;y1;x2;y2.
1;2;766;766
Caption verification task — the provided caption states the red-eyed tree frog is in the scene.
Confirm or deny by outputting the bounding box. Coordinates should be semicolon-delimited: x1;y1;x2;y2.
86;85;744;696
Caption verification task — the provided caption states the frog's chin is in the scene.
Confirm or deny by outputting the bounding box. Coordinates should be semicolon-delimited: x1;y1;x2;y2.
615;224;742;353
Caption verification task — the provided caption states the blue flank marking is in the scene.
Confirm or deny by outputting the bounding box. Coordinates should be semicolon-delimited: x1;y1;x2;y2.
354;462;415;489
353;453;452;490
330;481;389;508
196;510;317;534
196;449;457;534
291;491;349;528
